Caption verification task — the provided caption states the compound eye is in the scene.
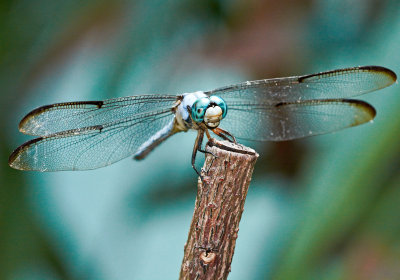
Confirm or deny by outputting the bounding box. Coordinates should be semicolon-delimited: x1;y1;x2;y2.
191;97;210;123
209;96;227;119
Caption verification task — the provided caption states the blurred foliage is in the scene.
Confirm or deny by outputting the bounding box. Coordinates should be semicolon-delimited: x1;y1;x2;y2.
1;0;400;279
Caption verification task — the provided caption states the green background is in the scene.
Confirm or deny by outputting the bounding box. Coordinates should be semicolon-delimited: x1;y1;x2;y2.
1;0;400;279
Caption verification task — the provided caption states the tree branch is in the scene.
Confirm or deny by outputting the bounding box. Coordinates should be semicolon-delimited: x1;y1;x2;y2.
180;139;259;280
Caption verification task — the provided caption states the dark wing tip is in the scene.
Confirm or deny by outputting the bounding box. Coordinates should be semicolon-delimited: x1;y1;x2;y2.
18;101;104;134
343;99;376;126
299;65;397;88
8;137;43;170
10;125;104;171
361;65;397;84
18;104;53;133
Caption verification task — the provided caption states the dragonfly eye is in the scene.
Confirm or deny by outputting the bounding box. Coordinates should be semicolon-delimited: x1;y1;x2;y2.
209;96;227;119
191;97;210;123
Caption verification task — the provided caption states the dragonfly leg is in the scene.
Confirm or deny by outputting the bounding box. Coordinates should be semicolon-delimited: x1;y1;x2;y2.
212;127;237;143
191;129;218;183
196;124;217;157
198;147;218;159
191;130;205;178
204;151;217;174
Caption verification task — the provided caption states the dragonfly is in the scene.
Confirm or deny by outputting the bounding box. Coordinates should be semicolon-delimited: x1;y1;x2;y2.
9;66;396;175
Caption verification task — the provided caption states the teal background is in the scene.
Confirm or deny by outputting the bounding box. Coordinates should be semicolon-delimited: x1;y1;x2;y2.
1;1;400;279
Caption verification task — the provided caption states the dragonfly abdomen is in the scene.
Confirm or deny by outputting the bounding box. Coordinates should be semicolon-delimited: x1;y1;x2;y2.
133;118;176;160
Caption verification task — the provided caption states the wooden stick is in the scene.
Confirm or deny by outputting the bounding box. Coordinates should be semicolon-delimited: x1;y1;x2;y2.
180;139;259;280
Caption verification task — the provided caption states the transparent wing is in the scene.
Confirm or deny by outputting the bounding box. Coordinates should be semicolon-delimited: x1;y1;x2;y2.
9;110;174;171
19;95;178;136
219;100;375;141
206;66;396;104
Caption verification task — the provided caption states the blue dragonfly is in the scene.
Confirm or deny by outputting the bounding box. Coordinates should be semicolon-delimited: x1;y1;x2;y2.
9;66;396;175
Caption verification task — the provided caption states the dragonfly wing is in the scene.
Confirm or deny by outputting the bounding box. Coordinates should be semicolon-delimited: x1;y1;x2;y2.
9;110;174;171
206;66;396;104
218;100;375;141
19;95;178;136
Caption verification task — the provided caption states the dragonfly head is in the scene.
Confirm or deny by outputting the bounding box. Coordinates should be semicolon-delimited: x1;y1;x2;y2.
191;96;227;129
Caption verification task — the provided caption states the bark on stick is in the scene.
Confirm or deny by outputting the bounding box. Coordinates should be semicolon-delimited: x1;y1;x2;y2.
180;139;259;280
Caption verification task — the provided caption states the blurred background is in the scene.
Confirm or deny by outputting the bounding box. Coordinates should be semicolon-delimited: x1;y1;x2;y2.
1;0;400;279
